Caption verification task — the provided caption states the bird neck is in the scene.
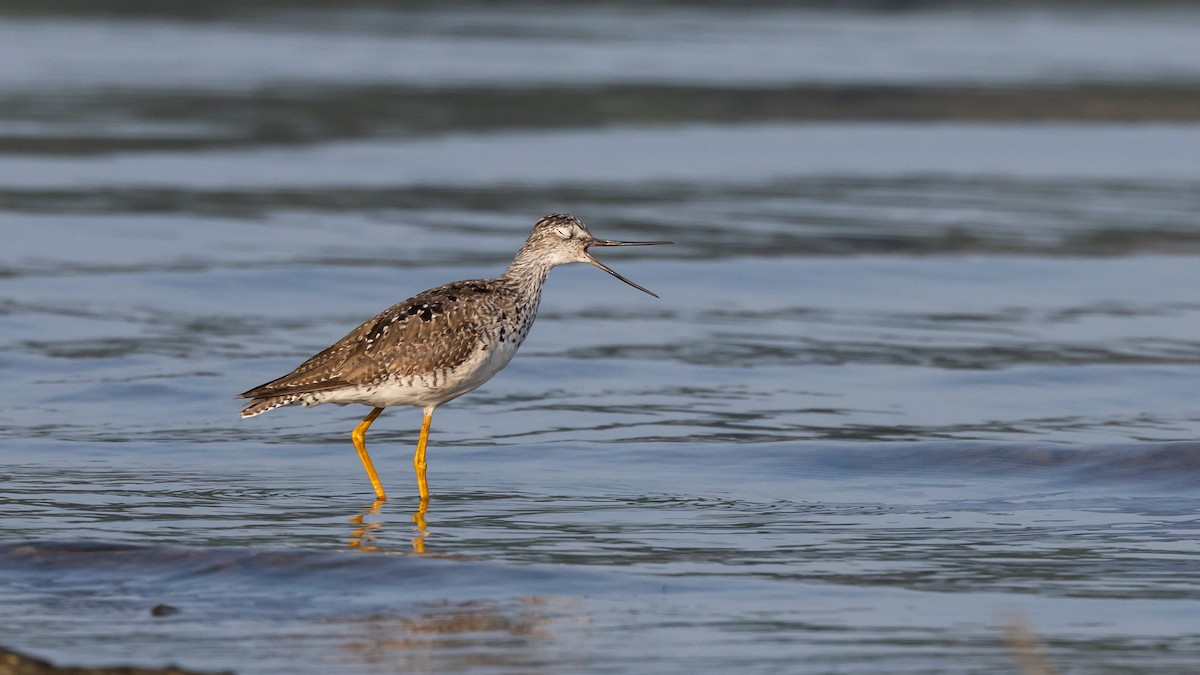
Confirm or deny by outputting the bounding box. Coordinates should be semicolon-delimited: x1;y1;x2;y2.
502;252;553;299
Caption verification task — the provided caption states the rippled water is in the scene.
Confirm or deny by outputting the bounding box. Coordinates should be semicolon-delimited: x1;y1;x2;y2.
2;3;1200;674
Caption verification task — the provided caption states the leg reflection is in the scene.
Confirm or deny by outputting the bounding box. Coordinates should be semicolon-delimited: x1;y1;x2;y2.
412;497;430;554
347;498;385;552
346;497;431;553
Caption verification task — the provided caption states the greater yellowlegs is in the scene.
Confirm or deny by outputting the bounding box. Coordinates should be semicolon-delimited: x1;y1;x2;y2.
239;214;670;502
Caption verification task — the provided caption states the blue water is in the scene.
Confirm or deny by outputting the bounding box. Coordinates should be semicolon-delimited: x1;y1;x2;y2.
2;3;1200;673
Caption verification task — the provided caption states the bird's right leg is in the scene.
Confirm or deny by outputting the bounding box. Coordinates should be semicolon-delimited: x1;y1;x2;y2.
413;406;434;502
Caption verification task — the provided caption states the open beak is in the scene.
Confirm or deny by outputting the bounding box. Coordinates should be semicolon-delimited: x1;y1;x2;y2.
584;238;673;298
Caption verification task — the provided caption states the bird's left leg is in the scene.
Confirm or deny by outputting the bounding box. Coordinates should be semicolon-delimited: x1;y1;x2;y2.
351;407;387;501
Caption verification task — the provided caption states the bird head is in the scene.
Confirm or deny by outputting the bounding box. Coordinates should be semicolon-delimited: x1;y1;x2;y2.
524;214;672;297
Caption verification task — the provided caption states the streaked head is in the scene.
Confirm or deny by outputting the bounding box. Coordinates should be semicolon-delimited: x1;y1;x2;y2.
521;214;672;297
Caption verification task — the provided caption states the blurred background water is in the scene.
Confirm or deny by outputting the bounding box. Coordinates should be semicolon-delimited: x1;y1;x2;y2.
2;1;1200;673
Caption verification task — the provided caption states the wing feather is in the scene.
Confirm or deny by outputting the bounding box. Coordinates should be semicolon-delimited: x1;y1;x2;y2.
238;279;506;400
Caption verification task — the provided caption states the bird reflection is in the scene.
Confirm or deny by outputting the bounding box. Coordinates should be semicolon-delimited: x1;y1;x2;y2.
346;499;385;552
346;497;430;553
412;497;429;554
338;597;574;669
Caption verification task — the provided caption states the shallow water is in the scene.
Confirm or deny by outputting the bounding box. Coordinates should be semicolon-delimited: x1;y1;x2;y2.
2;2;1200;674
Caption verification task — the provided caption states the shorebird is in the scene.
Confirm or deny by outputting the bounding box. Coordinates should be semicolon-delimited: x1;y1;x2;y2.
239;214;670;502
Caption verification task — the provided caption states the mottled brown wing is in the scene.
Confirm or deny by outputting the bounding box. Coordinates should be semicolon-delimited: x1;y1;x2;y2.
238;279;506;399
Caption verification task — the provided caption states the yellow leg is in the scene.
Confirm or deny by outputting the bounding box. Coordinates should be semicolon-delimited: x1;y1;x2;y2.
412;497;428;554
411;407;434;554
351;407;387;501
414;406;434;501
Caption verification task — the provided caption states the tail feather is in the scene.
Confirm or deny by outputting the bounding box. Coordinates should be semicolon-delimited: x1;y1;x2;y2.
239;394;301;418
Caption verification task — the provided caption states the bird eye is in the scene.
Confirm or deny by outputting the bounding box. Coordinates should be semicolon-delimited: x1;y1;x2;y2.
554;226;573;239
